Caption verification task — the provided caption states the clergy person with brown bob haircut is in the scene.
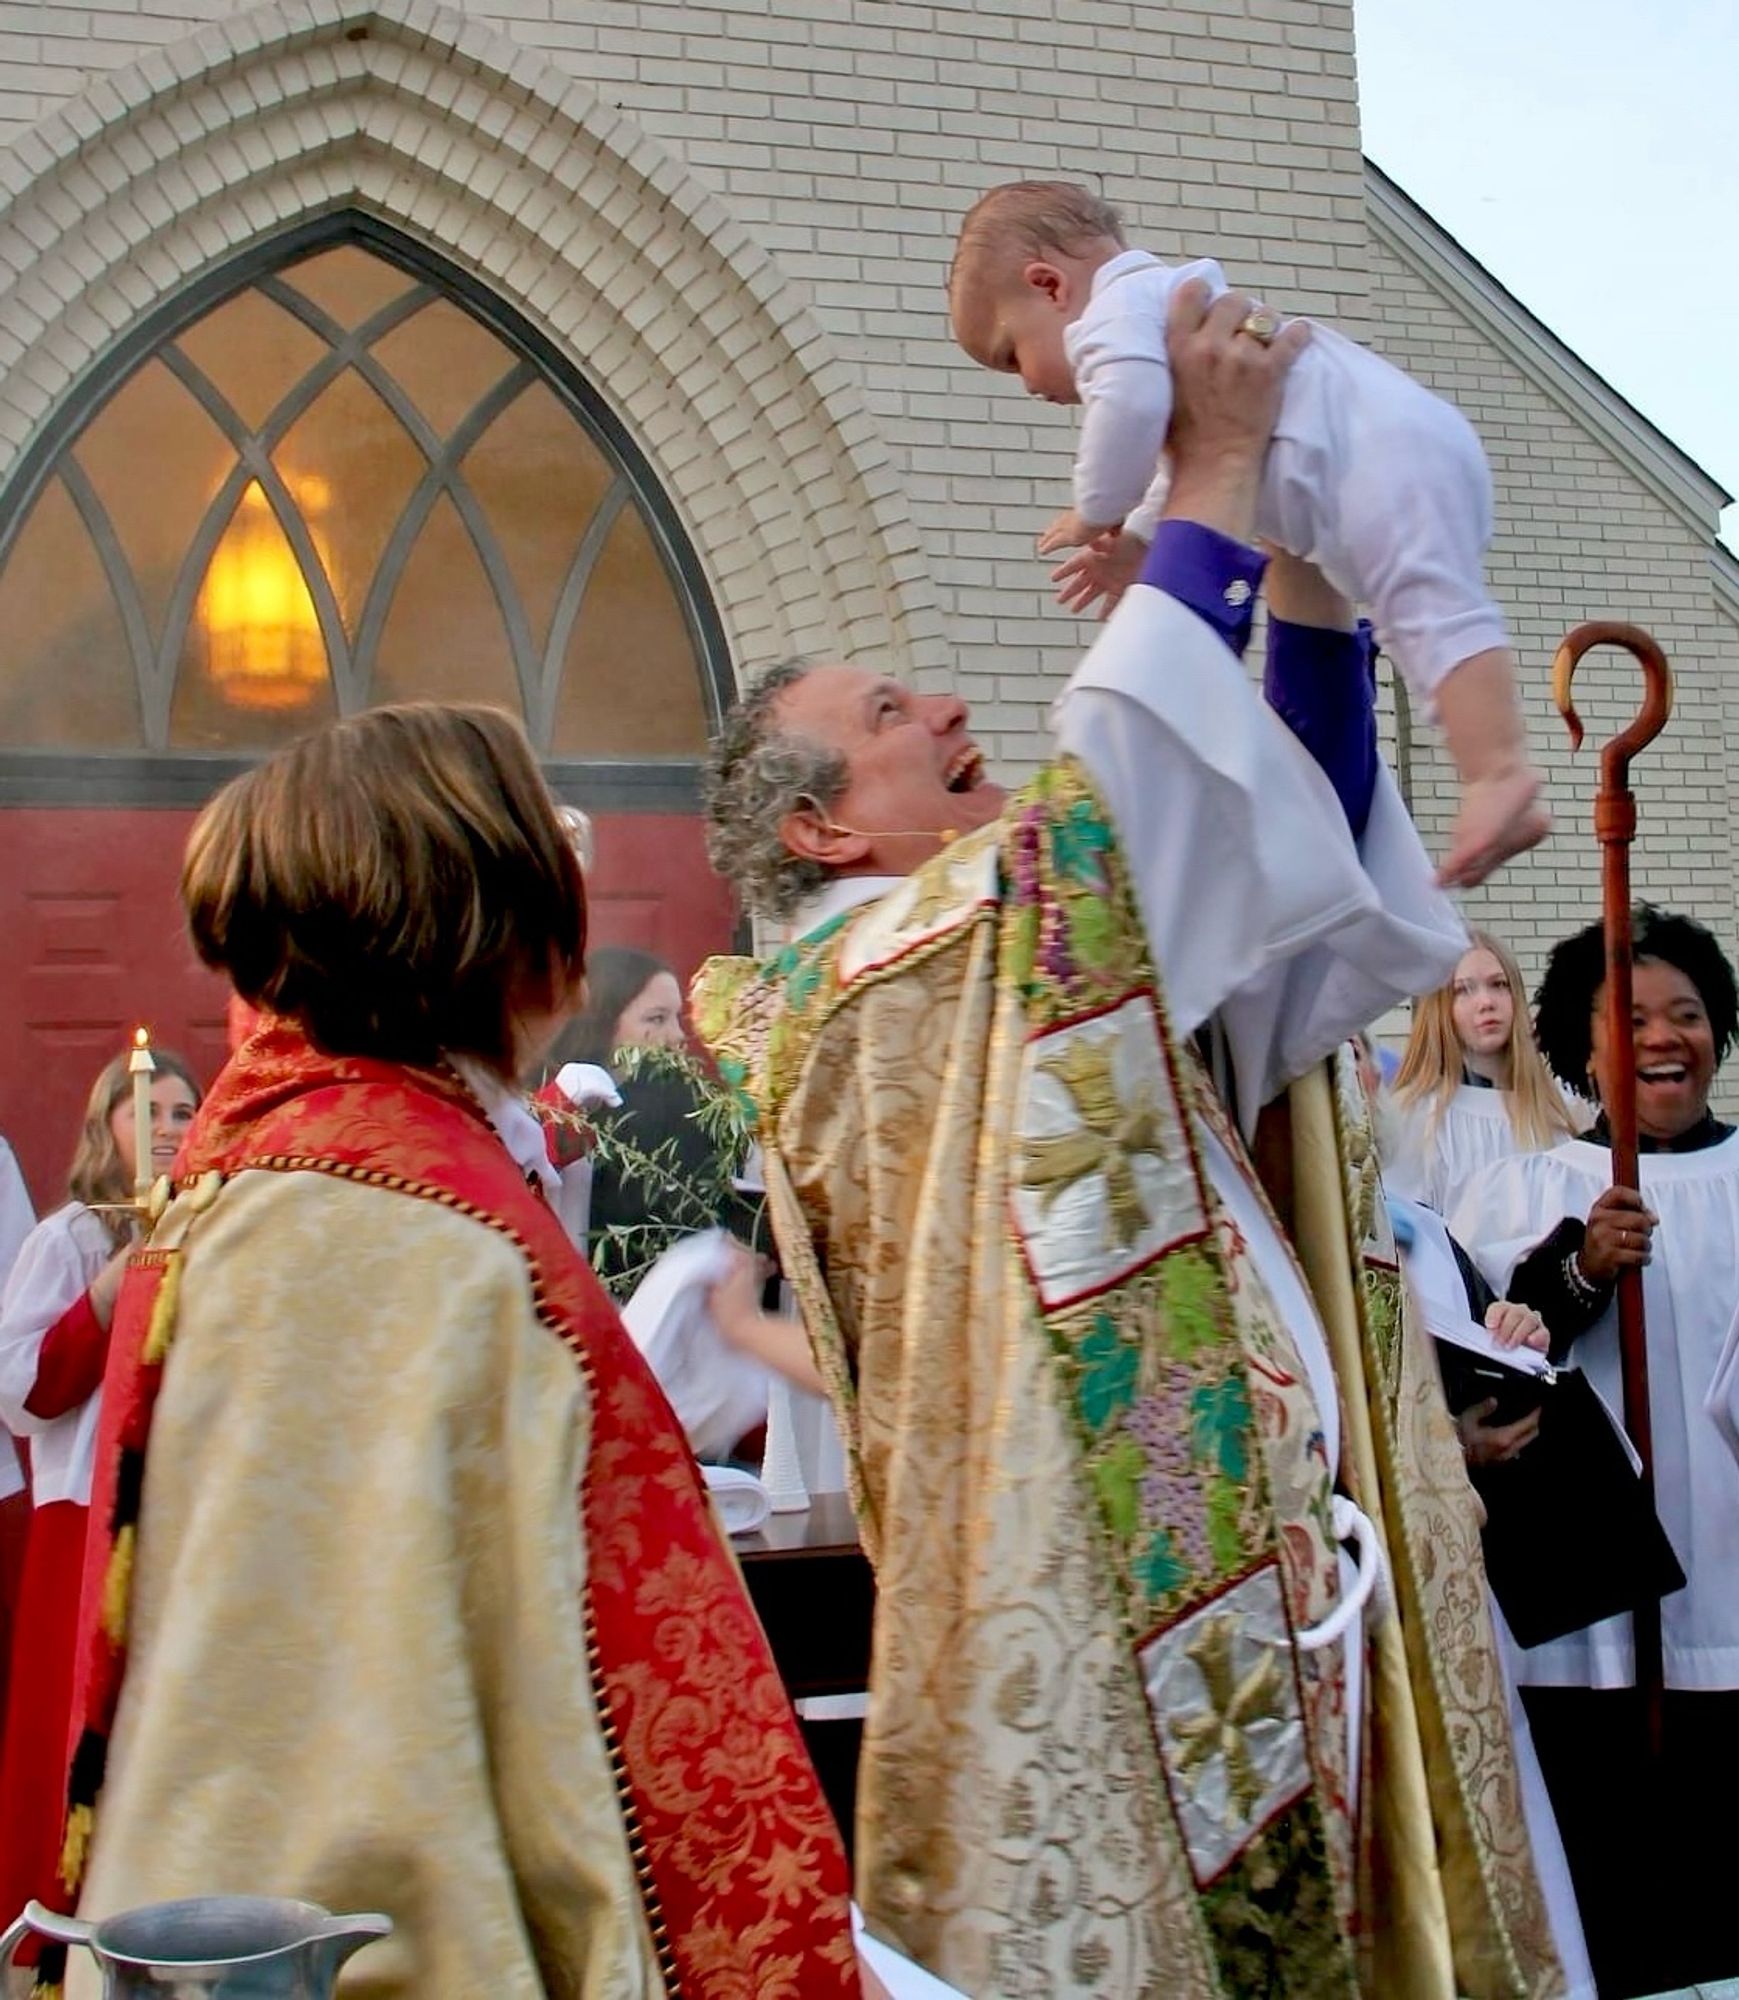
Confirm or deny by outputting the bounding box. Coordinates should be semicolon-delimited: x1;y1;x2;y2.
36;703;873;1999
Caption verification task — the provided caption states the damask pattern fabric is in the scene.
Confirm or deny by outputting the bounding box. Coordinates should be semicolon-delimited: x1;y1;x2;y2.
697;762;1359;1998
697;760;1565;2000
1287;1054;1564;1998
57;1025;859;2000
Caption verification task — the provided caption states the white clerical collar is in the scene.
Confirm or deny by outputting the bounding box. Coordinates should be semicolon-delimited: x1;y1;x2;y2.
1090;247;1164;300
448;1054;559;1198
790;872;903;939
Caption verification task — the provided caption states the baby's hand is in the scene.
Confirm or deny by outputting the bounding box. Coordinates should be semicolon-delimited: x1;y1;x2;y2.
1438;763;1550;890
1037;508;1111;555
1052;533;1146;619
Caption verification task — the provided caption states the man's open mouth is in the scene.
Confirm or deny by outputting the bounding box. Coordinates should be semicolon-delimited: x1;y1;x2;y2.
944;747;984;793
1638;1065;1689;1084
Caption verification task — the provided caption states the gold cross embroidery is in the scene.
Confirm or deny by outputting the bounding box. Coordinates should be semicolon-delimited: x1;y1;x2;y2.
1019;1031;1167;1246
1168;1612;1290;1826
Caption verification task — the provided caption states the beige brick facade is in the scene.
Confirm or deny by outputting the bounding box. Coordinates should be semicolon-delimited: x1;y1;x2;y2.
0;0;1733;1035
1365;172;1738;1042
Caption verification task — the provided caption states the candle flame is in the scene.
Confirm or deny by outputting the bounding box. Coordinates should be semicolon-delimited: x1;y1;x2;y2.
134;1026;150;1050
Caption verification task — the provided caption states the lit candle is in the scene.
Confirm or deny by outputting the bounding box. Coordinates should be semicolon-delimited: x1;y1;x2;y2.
129;1026;156;1201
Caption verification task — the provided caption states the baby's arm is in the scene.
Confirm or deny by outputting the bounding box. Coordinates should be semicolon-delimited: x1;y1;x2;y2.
1071;351;1173;536
1038;358;1171;557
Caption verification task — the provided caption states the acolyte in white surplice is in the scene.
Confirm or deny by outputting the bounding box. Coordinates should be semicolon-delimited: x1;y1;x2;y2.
0;1201;112;1507
1451;1132;1739;1692
1385;1081;1579;1217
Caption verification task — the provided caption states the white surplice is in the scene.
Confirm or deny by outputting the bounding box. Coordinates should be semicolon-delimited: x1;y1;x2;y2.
1386;1084;1537;1215
1388;1194;1594;1994
1707;1301;1739;1465
1451;1133;1739;1691
0;1201;113;1507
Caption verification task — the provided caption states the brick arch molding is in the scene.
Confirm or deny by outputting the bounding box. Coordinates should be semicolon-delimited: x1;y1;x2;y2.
0;0;948;683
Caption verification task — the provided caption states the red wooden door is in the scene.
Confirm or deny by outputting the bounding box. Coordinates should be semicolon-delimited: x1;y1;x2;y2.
0;805;737;1213
0;807;229;1212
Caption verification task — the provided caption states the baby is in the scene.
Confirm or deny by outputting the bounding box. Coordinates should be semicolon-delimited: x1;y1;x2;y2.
948;179;1547;890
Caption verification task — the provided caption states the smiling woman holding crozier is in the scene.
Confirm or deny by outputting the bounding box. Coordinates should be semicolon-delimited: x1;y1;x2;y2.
1450;904;1739;1998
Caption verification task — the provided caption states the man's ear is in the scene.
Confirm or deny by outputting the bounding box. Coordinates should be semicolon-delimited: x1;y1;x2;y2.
780;800;871;869
1020;259;1069;307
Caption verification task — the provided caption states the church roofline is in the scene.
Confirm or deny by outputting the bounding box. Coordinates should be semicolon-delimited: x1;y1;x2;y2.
1365;160;1731;539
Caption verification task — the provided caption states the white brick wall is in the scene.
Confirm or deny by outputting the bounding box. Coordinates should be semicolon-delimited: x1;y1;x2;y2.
1367;224;1739;1057
0;0;1374;758
0;0;958;687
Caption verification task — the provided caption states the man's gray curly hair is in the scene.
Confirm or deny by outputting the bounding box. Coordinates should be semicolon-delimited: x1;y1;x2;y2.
703;660;848;922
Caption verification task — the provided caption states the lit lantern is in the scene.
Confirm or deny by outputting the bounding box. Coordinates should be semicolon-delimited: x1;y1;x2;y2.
199;477;331;711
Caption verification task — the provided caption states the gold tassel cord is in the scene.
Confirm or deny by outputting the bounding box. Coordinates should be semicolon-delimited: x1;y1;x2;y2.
58;1801;93;1892
141;1250;182;1368
101;1524;136;1647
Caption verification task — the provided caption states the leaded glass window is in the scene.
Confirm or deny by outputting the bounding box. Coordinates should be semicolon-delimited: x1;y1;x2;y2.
0;221;721;774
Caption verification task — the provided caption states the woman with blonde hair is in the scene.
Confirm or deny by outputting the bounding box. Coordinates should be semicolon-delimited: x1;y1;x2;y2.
0;1043;200;1940
1387;930;1582;1212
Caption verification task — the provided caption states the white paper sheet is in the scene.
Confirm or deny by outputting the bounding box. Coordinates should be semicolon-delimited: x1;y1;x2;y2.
1428;1308;1553;1378
851;1906;967;1998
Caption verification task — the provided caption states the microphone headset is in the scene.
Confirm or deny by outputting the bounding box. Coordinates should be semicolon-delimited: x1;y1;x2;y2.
816;821;958;848
797;796;959;851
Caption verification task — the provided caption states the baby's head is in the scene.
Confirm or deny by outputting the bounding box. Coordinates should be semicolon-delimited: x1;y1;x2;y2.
948;181;1127;402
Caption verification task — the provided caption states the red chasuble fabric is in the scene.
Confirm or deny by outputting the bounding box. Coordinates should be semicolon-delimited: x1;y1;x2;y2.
54;1020;859;1997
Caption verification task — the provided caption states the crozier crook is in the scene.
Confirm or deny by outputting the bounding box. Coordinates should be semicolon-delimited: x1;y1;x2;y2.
1553;620;1674;1749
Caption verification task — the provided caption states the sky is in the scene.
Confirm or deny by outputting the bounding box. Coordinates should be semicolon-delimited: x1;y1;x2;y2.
1353;0;1739;555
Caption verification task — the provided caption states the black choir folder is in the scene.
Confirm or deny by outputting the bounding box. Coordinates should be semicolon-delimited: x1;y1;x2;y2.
1437;1331;1686;1649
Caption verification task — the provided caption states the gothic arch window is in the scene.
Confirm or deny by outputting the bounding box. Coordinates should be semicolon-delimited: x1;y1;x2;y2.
0;215;727;806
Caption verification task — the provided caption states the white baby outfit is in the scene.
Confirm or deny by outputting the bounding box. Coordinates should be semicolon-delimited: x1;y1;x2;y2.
1066;249;1510;702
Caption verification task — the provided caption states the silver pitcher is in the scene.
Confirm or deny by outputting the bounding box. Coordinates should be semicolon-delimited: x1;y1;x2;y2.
0;1896;391;1997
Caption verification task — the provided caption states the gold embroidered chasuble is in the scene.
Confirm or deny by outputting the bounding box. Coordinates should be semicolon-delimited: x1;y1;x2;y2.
69;1172;675;1999
1286;1055;1565;2000
696;760;1564;2000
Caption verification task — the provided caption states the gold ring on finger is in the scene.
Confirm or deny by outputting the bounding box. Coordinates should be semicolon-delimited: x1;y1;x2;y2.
1238;306;1282;346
